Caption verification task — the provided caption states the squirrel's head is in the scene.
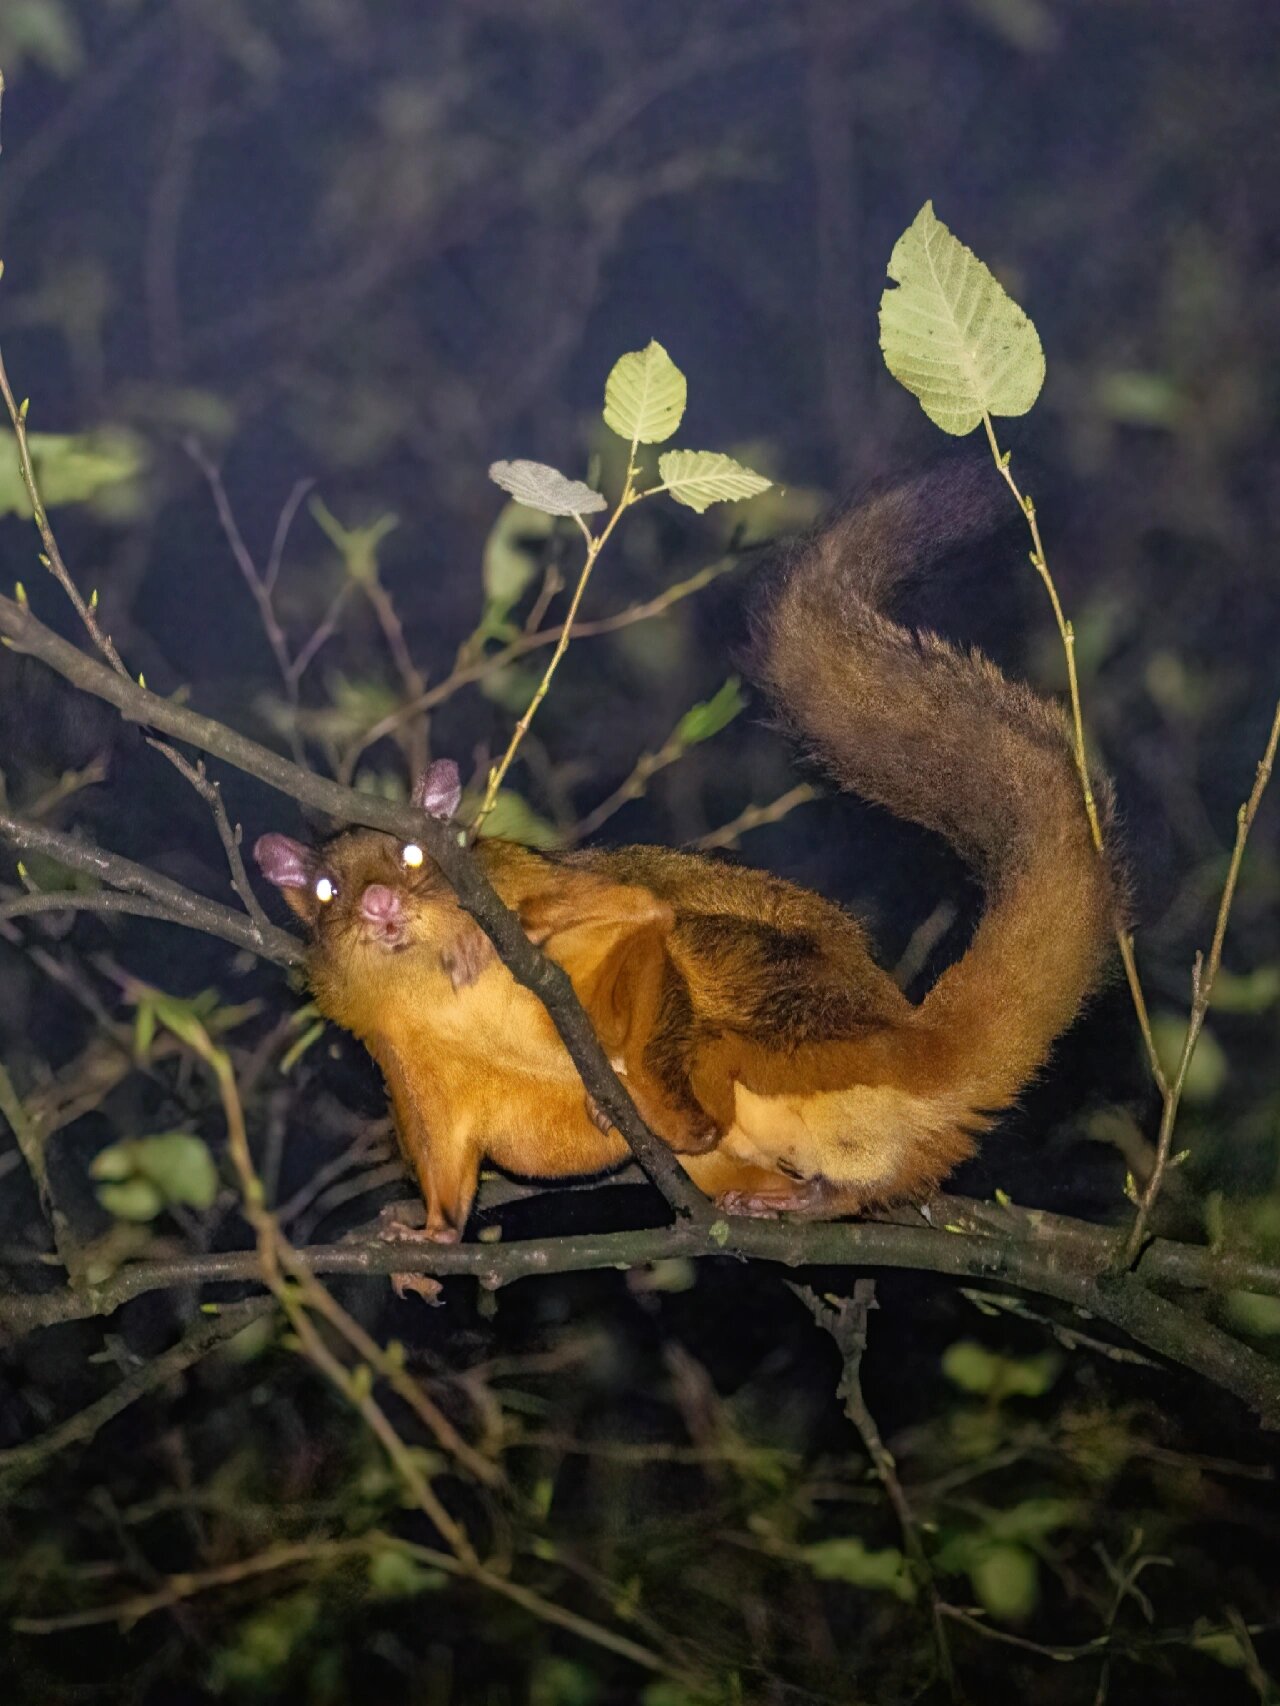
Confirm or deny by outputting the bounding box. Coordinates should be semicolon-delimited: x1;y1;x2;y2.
252;760;489;1005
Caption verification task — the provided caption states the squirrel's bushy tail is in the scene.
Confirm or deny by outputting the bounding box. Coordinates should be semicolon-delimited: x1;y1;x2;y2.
753;460;1122;1116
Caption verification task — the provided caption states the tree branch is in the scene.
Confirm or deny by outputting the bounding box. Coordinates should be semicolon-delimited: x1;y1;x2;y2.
0;807;304;966
4;1212;1279;1424
0;591;706;1221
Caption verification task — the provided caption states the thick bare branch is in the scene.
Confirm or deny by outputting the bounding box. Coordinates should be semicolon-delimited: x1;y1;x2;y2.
4;1212;1279;1424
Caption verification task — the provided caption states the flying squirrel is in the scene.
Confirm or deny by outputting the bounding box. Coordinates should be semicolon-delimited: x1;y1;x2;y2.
254;461;1122;1243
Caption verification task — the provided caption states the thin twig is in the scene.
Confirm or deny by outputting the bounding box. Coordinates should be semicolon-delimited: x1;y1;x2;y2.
9;1530;674;1675
793;1280;959;1699
0;350;270;931
339;555;737;779
0;1060;78;1277
689;783;818;852
980;412;1164;1095
473;478;643;831
0;808;303;966
1123;695;1280;1263
0;1299;272;1494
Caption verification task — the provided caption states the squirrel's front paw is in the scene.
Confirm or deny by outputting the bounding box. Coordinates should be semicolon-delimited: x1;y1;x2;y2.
439;921;495;990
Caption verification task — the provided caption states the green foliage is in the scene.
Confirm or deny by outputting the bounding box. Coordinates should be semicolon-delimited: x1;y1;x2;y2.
940;1341;1061;1399
799;1536;917;1601
209;1590;321;1694
934;1499;1082;1622
1151;1012;1229;1104
365;1546;448;1599
0;0;82;76
0;430;147;519
672;678;745;747
482;501;557;627
91;1132;220;1221
531;1656;602;1706
473;788;560;848
133;985;257;1060
308;497;398;585
879;201;1045;434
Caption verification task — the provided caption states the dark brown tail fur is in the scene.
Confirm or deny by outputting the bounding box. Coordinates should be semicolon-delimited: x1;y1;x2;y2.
753;460;1122;1115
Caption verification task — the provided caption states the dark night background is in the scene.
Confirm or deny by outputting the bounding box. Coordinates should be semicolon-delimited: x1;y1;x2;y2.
0;3;1278;1702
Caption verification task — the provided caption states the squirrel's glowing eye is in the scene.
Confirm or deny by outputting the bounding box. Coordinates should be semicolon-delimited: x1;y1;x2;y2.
400;842;424;869
314;876;336;904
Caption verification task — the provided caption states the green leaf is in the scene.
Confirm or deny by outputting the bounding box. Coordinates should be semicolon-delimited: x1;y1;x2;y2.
471;789;560;849
673;677;745;747
941;1341;1060;1399
879;201;1045;435
1208;965;1280;1014
487;460;606;517
986;1497;1082;1544
1150;1012;1228;1105
482;500;556;620
97;1178;165;1223
0;429;147;518
657;450;772;514
1095;368;1185;429
0;1;84;78
210;1591;320;1690
1192;1622;1248;1669
800;1537;917;1602
280;1019;326;1075
531;1656;601;1706
92;1133;220;1211
968;1542;1039;1621
1225;1290;1280;1336
603;341;687;445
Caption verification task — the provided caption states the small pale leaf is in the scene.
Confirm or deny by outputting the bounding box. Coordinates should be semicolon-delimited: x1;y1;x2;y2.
657;450;772;514
879;201;1045;435
603;341;687;444
673;678;745;747
487;460;605;517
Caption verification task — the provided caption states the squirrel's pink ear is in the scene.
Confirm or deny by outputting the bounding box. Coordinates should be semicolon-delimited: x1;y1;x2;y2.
412;758;462;820
253;833;314;890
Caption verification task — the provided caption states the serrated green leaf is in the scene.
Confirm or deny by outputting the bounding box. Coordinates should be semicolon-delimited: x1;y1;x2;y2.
656;449;771;514
879;201;1045;435
603;341;687;445
673;677;745;747
488;460;606;517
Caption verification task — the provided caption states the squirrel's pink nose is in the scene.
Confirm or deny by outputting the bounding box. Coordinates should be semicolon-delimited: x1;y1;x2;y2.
361;884;401;923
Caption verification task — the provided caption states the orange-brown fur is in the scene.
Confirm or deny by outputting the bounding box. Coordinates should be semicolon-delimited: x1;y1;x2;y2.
256;462;1121;1239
